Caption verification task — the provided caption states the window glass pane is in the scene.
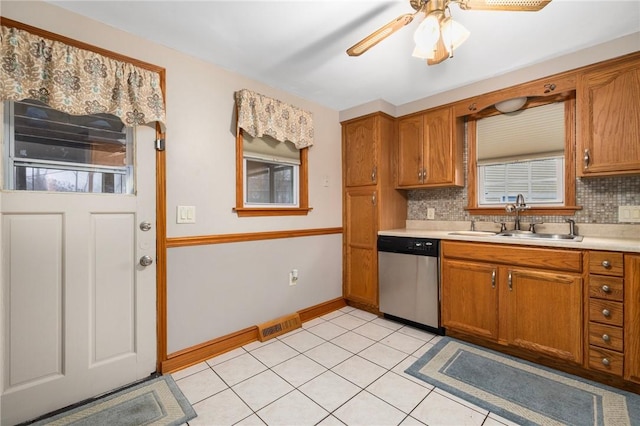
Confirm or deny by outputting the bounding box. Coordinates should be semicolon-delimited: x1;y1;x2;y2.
245;158;297;206
5;100;133;194
14;166;127;193
479;157;563;205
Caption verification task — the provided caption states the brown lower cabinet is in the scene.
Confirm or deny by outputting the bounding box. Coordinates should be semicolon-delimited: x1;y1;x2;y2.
442;241;583;363
442;241;640;390
624;254;640;384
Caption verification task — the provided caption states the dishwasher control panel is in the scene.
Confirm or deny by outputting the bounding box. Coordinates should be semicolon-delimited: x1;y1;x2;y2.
377;236;439;256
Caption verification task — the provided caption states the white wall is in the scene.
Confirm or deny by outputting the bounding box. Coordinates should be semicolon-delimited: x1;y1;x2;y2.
2;1;344;354
167;235;342;353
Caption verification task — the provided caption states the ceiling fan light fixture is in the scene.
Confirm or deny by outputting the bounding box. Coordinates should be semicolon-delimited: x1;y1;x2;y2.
413;12;442;53
494;97;528;113
441;17;470;54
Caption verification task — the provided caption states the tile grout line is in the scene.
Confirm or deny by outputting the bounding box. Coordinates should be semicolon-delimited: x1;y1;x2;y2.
178;309;498;426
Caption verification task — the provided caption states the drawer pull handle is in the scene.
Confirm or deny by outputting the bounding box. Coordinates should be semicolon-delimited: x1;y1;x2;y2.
602;334;610;342
601;260;611;269
491;269;496;289
601;285;610;293
602;309;611;317
602;358;610;366
583;149;591;169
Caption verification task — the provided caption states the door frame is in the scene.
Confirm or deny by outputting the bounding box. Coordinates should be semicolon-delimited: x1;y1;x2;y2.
0;17;169;373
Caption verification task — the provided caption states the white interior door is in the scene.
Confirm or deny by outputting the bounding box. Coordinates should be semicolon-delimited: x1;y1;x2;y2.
1;125;157;425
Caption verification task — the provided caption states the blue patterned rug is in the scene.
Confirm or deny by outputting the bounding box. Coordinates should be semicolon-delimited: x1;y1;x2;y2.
406;337;640;426
31;375;196;426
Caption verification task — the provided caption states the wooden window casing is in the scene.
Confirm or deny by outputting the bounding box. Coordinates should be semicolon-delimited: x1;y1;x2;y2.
234;129;312;217
466;96;578;216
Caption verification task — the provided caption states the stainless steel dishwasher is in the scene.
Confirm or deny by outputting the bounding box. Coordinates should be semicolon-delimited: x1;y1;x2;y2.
377;235;444;335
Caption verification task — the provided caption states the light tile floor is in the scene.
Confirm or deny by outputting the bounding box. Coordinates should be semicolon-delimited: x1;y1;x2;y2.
173;306;520;426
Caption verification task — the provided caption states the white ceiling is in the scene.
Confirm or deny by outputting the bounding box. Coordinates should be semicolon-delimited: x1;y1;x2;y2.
47;0;640;111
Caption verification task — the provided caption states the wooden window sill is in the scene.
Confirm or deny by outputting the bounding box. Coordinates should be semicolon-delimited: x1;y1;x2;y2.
466;206;583;216
233;207;313;217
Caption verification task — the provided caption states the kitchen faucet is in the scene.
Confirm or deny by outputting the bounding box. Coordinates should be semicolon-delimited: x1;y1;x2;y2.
505;193;530;231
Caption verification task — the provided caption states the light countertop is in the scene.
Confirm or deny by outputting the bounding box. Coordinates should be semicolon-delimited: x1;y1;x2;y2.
378;221;640;253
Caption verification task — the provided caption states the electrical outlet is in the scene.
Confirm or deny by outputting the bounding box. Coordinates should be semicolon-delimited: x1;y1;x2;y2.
289;269;299;286
427;208;435;220
618;205;640;223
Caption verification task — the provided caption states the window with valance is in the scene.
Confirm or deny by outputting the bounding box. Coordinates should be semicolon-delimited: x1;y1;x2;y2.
0;19;166;194
234;89;314;216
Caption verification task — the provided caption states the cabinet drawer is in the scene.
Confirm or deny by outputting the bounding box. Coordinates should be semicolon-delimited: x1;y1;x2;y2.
588;275;624;301
588;346;623;376
588;322;623;352
442;241;582;272
588;299;623;326
589;251;624;276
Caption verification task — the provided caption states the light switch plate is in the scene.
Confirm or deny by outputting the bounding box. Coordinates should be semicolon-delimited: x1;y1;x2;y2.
618;205;640;223
177;205;196;224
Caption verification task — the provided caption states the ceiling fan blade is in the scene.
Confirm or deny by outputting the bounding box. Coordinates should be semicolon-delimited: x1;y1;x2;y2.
426;35;449;66
347;13;416;56
457;0;551;11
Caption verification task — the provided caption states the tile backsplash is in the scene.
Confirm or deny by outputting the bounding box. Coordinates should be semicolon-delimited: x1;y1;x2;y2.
407;175;640;225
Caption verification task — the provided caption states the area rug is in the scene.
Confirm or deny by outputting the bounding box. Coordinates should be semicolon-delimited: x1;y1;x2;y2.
31;375;196;426
405;337;640;426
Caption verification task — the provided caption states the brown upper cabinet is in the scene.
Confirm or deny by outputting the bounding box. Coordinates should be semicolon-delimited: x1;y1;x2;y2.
577;55;640;177
396;106;464;188
343;115;379;187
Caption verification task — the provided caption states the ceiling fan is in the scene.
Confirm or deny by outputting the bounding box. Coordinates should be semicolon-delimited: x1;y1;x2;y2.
346;0;551;65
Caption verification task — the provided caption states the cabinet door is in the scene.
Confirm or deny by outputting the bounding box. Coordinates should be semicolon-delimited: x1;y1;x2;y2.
344;189;378;306
506;268;583;363
577;58;640;176
442;259;499;340
624;254;640;384
397;115;423;187
343;116;378;187
423;107;455;185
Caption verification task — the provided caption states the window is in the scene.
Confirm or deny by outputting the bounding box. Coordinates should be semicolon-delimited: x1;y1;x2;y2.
243;133;299;206
478;156;564;205
3;99;133;194
468;98;577;214
235;130;310;216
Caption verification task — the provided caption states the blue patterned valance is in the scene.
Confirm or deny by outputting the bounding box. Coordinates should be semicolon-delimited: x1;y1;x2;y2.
235;89;313;149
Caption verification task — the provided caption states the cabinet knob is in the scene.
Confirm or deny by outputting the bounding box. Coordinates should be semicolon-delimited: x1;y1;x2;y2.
602;334;610;342
601;358;610;366
601;285;610;293
601;260;611;269
602;309;611;317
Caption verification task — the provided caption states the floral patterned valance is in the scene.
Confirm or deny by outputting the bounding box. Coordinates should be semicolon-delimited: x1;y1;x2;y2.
0;25;165;127
235;89;313;149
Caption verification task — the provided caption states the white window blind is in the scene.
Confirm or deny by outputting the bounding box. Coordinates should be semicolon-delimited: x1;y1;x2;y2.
479;156;564;205
477;102;565;164
243;133;300;165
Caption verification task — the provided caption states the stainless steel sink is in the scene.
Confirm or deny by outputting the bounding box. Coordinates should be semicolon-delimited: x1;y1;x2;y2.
448;231;497;237
494;231;583;242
